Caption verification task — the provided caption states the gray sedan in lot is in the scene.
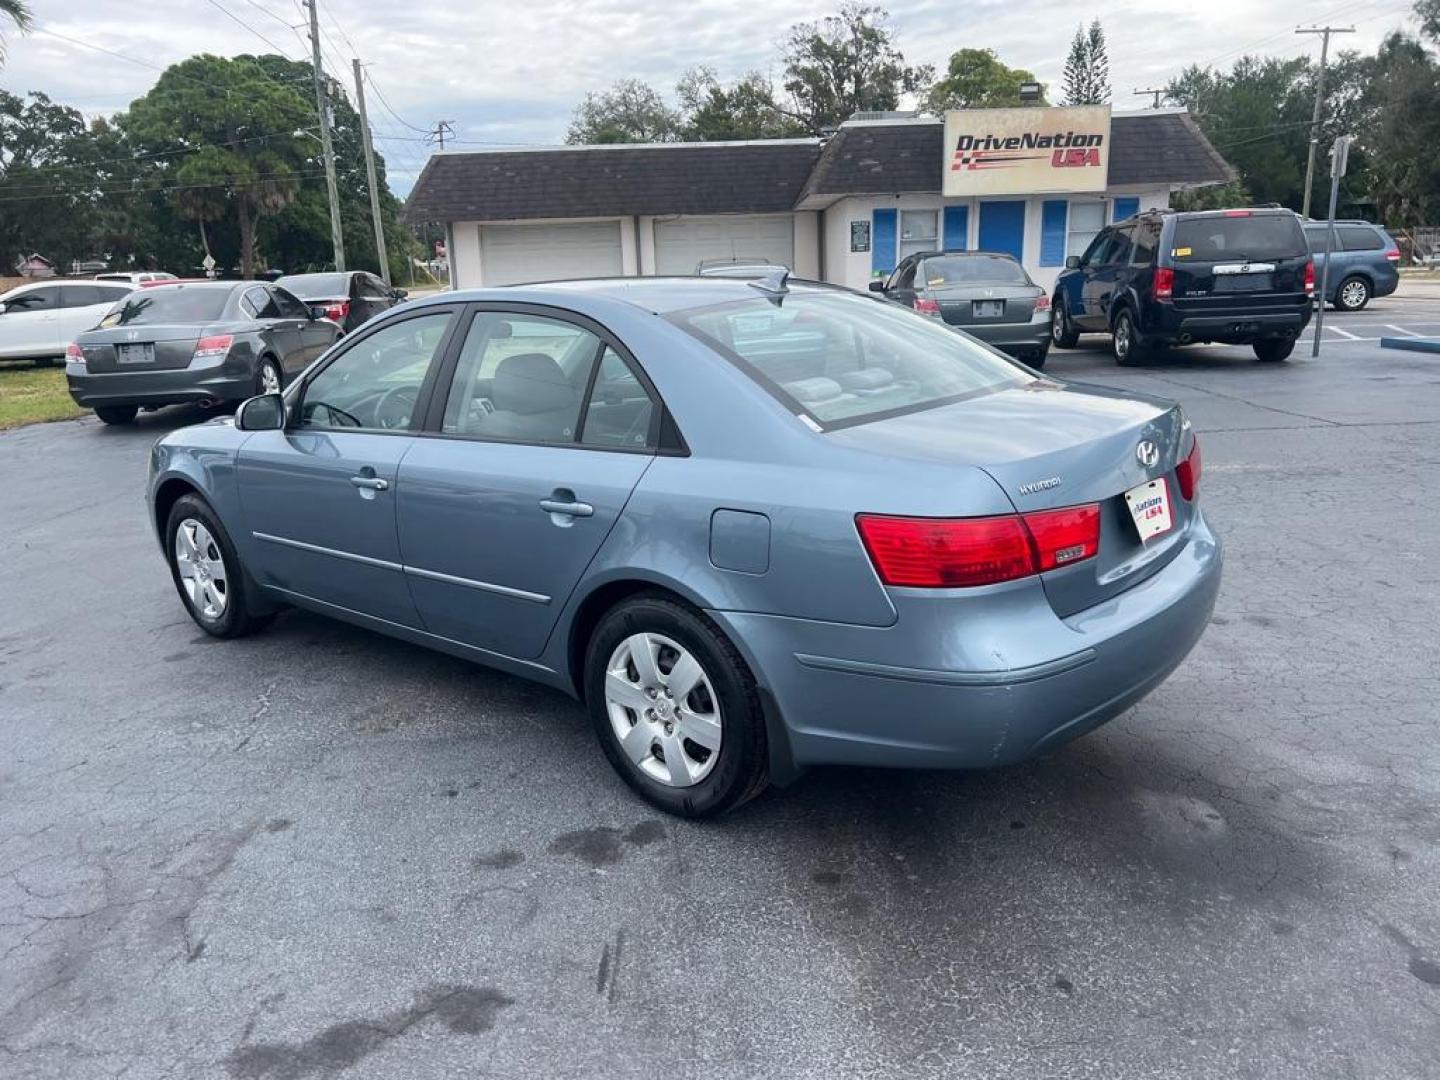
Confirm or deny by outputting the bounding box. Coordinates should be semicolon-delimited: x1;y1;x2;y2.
871;250;1052;366
66;281;341;425
145;274;1220;817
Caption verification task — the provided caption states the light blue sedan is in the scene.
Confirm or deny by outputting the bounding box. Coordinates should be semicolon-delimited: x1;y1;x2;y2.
146;273;1221;817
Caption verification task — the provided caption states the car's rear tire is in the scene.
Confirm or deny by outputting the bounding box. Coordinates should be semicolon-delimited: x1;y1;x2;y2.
1051;301;1080;348
584;592;768;818
1112;309;1150;366
1253;339;1295;363
1335;276;1370;312
255;356;283;397
94;405;138;425
165;494;274;639
1028;343;1050;370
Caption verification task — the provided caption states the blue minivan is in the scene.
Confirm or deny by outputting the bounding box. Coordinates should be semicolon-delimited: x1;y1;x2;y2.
1304;220;1400;311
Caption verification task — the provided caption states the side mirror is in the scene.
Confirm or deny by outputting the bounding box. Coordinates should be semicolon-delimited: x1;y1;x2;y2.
393;289;408;299
1065;256;1081;270
867;281;886;293
236;393;285;431
309;305;327;321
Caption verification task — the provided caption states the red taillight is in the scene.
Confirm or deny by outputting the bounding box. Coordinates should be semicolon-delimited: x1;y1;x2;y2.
913;297;941;317
856;504;1101;588
323;300;350;322
1034;293;1051;312
1303;259;1315;296
1154;266;1174;300
1176;437;1202;501
65;342;84;364
1384;248;1401;263
193;334;233;361
1022;504;1102;571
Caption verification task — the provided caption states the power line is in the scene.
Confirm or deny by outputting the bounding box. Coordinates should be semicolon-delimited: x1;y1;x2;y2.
363;70;430;133
200;0;297;58
1296;24;1356;218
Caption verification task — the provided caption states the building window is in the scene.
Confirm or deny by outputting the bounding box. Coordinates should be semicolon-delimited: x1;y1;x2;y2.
899;210;939;260
1067;202;1107;259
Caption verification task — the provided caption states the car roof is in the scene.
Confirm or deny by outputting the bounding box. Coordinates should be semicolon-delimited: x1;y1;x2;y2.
424;275;856;316
139;280;244;292
277;271;356;279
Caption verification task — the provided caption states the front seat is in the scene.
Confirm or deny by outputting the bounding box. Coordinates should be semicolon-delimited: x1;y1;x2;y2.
484;352;581;441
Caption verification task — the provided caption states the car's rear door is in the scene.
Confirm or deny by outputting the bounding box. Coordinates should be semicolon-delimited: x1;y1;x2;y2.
1170;212;1310;316
271;285;333;368
1081;227;1131;328
395;305;658;660
235;307;461;627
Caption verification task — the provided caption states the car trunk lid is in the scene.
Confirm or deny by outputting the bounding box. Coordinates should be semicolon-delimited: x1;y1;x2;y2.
76;323;218;372
926;283;1040;327
829;380;1194;616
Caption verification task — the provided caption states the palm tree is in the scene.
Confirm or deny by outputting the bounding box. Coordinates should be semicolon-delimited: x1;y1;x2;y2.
1;0;33;63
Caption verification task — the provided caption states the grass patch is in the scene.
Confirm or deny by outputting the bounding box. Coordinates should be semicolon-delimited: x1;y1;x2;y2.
0;364;88;430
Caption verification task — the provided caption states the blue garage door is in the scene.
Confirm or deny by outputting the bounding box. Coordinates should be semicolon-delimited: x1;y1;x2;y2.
979;201;1025;262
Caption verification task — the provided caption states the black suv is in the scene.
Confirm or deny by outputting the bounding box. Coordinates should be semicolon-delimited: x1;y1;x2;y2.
1051;208;1314;364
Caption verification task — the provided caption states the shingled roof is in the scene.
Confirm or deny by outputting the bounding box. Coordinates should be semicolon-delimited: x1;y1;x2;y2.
404;112;1234;223
404;140;822;223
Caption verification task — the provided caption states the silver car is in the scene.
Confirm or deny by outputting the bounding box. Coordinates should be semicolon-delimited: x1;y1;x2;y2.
146;274;1221;817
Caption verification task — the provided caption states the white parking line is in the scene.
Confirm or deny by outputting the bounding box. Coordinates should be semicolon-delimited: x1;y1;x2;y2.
1385;324;1422;337
1329;326;1361;340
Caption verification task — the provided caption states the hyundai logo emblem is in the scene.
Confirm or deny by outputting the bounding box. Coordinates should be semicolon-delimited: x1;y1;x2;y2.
1135;440;1160;468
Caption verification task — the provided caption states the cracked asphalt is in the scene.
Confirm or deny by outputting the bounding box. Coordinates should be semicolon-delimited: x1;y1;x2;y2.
2;298;1439;1079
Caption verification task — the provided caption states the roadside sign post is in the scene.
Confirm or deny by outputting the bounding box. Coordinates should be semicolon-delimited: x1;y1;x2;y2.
1311;134;1352;358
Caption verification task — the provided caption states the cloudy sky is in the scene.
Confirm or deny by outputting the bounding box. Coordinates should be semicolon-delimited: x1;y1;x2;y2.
3;0;1422;194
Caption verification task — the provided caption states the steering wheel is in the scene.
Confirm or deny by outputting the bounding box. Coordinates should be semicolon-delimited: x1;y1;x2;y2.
374;384;420;430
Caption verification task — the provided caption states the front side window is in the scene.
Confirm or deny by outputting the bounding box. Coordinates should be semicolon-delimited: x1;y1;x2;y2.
675;291;1030;427
4;286;60;312
298;311;453;431
899;210;939;260
1068;202;1107;259
440;312;601;443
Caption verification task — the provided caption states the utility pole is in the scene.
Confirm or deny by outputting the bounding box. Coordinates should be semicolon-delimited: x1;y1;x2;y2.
1132;88;1164;109
1297;25;1355;220
307;0;345;271
427;120;455;150
352;60;390;285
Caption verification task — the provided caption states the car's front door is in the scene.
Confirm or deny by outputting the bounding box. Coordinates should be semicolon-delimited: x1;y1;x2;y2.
235;307;460;627
396;307;658;659
0;286;62;358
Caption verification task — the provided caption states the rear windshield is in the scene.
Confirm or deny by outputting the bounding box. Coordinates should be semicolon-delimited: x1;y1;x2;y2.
1172;214;1306;262
921;255;1030;286
100;288;230;327
673;291;1030;427
277;273;348;297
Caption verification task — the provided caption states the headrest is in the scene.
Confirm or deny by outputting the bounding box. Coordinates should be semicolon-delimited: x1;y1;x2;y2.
493;352;577;416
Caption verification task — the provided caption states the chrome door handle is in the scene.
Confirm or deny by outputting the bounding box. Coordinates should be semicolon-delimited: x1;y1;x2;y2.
350;476;389;491
539;498;593;518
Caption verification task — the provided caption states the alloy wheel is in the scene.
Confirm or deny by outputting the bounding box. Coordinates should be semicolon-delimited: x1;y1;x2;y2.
1339;280;1367;310
174;518;228;620
604;632;723;788
259;362;282;396
1115;315;1131;360
1052;306;1067;344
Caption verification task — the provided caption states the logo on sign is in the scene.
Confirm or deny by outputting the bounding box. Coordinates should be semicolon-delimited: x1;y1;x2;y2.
1135;440;1160;468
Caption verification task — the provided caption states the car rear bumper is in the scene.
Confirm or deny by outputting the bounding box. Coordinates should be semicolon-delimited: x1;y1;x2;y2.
65;357;254;408
710;511;1222;770
1153;303;1312;343
955;319;1051;356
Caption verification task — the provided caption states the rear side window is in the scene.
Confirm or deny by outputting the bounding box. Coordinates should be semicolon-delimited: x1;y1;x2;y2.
1339;226;1384;252
581;347;655;449
675;292;1029;428
1131;220;1161;266
101;288;231;327
1173;214;1307;261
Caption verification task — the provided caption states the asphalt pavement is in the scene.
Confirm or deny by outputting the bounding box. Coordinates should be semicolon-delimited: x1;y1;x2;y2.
2;295;1438;1079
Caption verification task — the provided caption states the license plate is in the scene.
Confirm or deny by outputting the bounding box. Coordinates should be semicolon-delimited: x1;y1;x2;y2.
1123;477;1173;541
115;343;154;365
1214;274;1273;293
972;300;1004;318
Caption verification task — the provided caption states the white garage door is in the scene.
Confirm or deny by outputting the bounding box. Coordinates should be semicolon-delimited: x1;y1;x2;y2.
482;221;624;286
655;215;795;275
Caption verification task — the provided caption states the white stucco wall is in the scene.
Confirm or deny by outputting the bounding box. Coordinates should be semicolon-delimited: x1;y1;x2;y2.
450;222;482;290
791;211;820;278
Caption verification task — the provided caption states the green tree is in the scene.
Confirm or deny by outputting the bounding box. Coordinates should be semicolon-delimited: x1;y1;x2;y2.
677;68;806;141
566;79;682;144
781;3;931;133
124;55;313;278
0;0;31;63
923;48;1043;113
1062;19;1111;106
1360;32;1440;224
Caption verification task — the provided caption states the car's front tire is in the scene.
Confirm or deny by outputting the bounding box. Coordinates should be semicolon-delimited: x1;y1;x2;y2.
584;593;768;818
165;494;274;639
1051;300;1079;349
94;405;138;425
1335;276;1371;312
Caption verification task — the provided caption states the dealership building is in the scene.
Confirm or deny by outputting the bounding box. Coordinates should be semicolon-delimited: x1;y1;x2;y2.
405;106;1235;294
